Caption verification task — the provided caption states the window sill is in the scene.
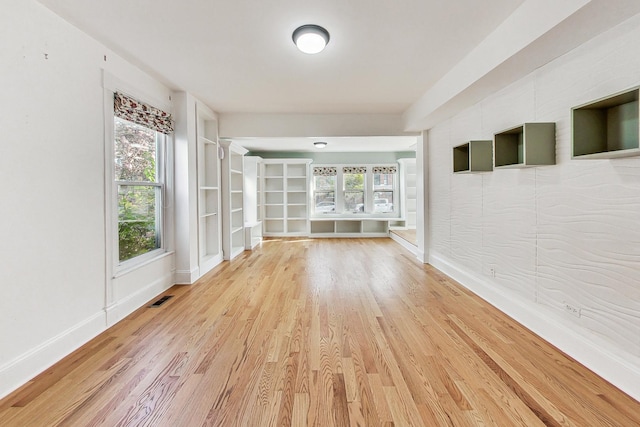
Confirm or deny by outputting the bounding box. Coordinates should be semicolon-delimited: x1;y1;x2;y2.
113;250;175;279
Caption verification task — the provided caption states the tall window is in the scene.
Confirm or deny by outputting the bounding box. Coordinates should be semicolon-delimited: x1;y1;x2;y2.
313;167;336;213
372;166;397;214
113;93;172;264
343;167;366;213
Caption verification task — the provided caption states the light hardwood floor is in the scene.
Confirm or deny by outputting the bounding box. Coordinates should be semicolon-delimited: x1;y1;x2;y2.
1;238;639;426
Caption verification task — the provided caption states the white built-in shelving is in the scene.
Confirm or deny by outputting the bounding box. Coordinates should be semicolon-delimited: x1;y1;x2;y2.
261;159;312;236
196;109;222;274
309;218;390;237
220;140;248;260
243;156;262;250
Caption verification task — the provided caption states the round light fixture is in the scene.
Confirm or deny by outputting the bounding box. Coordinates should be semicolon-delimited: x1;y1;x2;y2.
314;141;328;149
292;25;330;54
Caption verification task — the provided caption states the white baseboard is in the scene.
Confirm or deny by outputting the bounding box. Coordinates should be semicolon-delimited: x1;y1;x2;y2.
198;254;224;279
430;251;640;402
389;232;418;256
107;271;175;327
0;271;175;400
174;267;200;285
0;311;106;400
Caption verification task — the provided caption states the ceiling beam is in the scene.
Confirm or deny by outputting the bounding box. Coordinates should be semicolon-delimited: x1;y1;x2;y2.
403;0;640;131
219;113;417;138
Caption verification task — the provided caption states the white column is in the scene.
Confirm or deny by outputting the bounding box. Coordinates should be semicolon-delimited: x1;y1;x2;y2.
416;130;429;263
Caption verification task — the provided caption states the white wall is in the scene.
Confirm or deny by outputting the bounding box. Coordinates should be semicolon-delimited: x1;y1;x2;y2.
0;0;176;398
428;14;640;400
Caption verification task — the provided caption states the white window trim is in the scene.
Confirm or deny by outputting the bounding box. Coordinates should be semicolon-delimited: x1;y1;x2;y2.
311;163;399;218
102;72;174;278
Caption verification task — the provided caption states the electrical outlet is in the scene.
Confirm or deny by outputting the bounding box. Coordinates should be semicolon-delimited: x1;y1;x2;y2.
563;302;581;317
489;268;496;278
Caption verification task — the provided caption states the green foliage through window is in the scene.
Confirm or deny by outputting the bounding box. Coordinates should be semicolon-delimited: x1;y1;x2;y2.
344;173;364;190
114;117;162;262
118;185;160;261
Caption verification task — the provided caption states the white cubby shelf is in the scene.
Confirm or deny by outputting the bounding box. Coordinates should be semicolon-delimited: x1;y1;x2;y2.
572;87;640;159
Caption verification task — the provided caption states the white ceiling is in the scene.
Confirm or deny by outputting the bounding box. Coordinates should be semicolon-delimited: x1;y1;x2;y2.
36;0;640;152
36;0;521;152
38;0;524;115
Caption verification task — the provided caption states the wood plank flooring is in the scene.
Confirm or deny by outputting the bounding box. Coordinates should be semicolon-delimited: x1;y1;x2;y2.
1;237;639;426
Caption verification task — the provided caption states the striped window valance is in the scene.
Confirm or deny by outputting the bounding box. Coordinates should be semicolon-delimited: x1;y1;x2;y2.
313;166;337;176
372;166;397;174
343;166;367;174
114;92;174;134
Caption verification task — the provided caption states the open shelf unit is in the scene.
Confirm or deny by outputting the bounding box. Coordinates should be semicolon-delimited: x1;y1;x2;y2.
243;156;262;249
453;140;493;173
309;218;390;237
572;87;640;159
196;109;222;274
261;159;312;236
220;140;248;260
494;122;555;168
390;158;416;229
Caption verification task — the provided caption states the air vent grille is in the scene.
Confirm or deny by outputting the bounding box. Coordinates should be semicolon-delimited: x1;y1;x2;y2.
148;295;173;308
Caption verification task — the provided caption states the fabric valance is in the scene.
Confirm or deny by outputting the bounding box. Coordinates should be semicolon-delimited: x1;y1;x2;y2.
343;166;367;174
114;92;174;134
313;167;337;176
372;166;397;174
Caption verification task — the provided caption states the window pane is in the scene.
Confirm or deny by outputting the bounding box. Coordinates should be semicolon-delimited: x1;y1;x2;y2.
374;173;394;190
344;173;364;190
314;175;336;190
374;173;395;213
374;191;394;213
345;191;364;212
114;117;158;182
314;176;336;214
344;173;364;212
118;185;161;261
314;192;335;213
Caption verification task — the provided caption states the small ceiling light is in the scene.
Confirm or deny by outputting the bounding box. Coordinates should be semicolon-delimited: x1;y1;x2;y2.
293;25;330;54
314;141;328;149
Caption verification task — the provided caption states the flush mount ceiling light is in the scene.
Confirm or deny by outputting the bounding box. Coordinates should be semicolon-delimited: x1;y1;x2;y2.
292;25;330;54
314;141;328;148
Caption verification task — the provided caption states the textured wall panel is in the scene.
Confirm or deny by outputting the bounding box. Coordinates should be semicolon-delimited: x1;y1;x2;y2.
537;162;640;356
429;14;640;366
480;75;535;135
483;169;537;301
451;103;484;143
533;15;640;356
538;14;640;110
429;122;452;259
449;104;488;277
450;174;484;273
